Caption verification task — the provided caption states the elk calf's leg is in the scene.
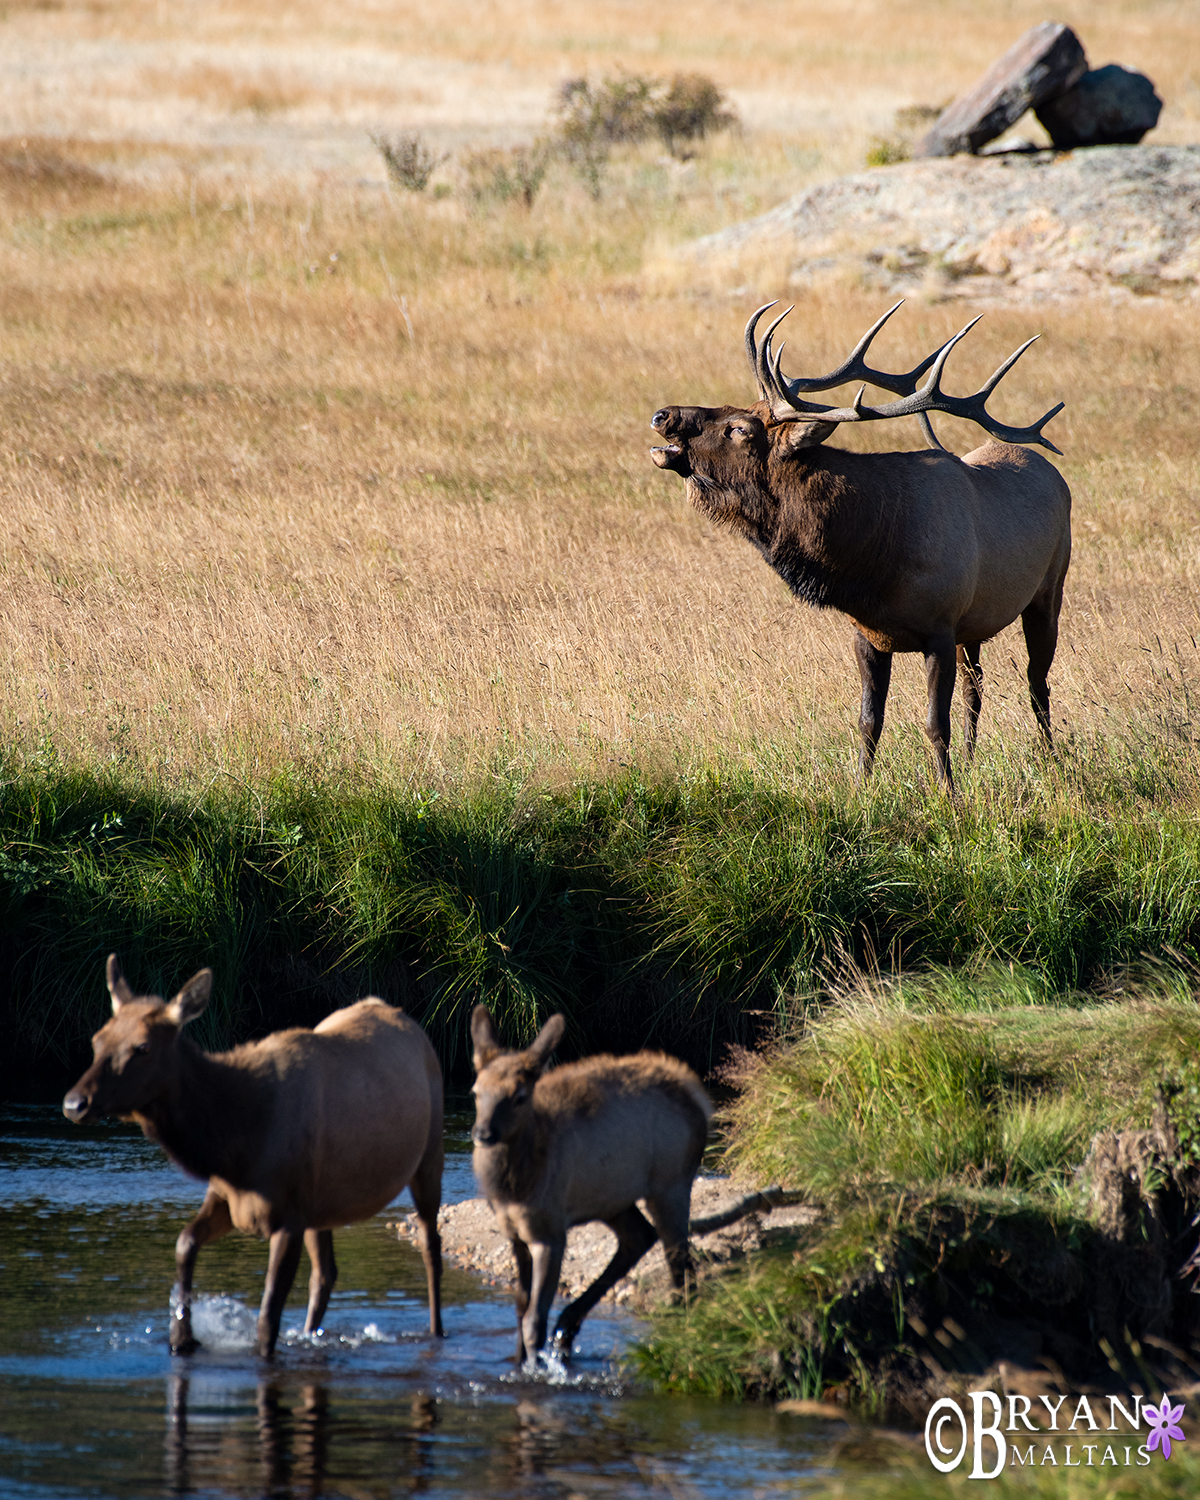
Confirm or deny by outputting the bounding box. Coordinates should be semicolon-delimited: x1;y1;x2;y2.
854;631;893;779
958;642;983;760
302;1229;337;1334
258;1227;305;1357
171;1189;233;1354
923;635;958;789
511;1238;534;1363
524;1238;566;1361
645;1187;696;1292
554;1205;659;1354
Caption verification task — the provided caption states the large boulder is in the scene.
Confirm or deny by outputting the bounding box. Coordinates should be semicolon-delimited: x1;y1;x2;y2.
915;22;1087;158
1037;64;1163;148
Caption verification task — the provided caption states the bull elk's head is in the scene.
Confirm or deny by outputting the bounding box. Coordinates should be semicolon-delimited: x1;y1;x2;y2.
470;1006;565;1148
651;300;1064;479
62;954;213;1123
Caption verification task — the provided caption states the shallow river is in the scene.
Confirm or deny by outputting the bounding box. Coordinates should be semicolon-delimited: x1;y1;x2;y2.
0;1096;833;1499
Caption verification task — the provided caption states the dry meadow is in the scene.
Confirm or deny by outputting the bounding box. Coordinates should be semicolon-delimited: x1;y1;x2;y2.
1;0;1198;791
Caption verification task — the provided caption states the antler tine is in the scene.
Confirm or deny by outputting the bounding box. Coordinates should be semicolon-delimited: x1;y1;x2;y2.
977;334;1039;397
744;302;778;396
757;306;795;403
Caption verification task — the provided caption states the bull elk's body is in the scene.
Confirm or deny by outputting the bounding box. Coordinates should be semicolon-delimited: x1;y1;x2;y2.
650;302;1071;789
470;1007;711;1362
63;956;444;1356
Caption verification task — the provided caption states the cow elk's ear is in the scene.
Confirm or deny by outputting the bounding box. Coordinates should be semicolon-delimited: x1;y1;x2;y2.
164;968;213;1027
106;953;135;1015
471;1005;502;1071
775;417;838;454
526;1013;566;1072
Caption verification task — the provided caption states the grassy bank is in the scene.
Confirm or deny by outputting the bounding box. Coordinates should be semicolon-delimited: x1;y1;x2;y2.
635;967;1200;1411
5;740;1200;1082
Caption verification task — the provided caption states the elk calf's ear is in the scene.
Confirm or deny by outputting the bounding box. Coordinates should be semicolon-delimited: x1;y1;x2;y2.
164;968;213;1027
526;1013;566;1072
106;953;135;1014
471;1005;502;1071
774;417;838;454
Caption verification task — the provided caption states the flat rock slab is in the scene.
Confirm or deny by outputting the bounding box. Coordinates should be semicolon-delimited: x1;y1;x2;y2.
679;145;1200;303
390;1176;815;1308
1037;64;1163;149
916;22;1087;158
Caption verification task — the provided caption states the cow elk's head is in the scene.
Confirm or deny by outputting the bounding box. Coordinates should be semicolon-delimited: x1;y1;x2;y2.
62;954;213;1124
470;1006;566;1148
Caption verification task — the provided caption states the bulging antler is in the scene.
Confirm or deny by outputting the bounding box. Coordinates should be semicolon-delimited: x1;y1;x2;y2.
745;302;1064;454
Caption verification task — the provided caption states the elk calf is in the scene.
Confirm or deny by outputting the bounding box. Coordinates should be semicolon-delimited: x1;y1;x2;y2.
63;955;444;1356
650;302;1071;790
470;1006;712;1362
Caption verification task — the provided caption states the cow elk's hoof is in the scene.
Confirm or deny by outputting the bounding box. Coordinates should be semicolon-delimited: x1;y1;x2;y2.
169;1331;199;1356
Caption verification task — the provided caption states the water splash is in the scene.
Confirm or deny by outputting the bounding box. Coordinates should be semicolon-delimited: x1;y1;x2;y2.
168;1290;258;1352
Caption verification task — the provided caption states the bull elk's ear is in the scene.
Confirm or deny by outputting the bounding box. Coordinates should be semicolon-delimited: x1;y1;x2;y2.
774;417;838;454
525;1013;566;1072
164;968;213;1027
106;953;135;1015
471;1005;502;1071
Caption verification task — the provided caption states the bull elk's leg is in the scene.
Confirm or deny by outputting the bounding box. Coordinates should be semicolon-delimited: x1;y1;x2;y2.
958;643;983;760
923;634;958;791
511;1238;534;1364
553;1205;658;1355
853;631;893;780
1021;599;1059;752
523;1237;566;1361
257;1227;304;1358
171;1188;233;1354
409;1126;445;1338
302;1229;337;1335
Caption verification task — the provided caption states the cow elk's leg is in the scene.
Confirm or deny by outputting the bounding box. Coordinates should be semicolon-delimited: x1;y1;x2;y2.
1022;601;1059;752
854;631;893;780
303;1229;337;1335
258;1227;304;1358
171;1189;233;1354
409;1125;445;1338
553;1205;658;1356
958;643;983;761
523;1237;566;1362
511;1238;534;1364
924;634;958;791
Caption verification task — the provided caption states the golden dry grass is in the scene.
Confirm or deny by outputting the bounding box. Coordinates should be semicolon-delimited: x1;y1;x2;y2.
1;1;1198;789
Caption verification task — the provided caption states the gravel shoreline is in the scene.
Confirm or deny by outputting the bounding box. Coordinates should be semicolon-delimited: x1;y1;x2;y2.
389;1178;815;1309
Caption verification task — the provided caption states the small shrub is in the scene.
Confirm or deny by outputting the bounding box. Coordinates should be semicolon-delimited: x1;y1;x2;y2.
552;69;737;195
372;131;448;192
652;73;738;157
863;103;943;167
461;140;553;211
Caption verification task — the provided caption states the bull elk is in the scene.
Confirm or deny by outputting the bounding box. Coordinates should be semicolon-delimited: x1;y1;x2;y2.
649;302;1072;789
63;955;445;1357
470;1006;712;1362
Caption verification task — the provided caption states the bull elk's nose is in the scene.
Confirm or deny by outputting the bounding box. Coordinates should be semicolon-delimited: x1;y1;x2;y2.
62;1090;90;1123
651;409;670;431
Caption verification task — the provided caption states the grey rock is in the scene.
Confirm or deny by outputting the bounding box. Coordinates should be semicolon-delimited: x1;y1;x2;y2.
916;22;1087;158
1036;64;1163;148
677;146;1200;302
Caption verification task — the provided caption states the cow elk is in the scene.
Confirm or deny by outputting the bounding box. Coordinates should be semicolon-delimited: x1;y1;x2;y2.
650;302;1072;790
470;1006;712;1362
63;955;445;1356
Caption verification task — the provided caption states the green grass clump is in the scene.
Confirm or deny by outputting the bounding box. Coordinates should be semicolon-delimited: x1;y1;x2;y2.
635;971;1200;1406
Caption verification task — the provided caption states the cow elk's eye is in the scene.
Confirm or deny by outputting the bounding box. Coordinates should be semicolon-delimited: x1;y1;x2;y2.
514;1087;528;1104
133;1041;151;1055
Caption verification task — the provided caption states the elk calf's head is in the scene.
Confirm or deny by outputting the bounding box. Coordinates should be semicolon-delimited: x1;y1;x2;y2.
62;953;213;1123
470;1006;565;1147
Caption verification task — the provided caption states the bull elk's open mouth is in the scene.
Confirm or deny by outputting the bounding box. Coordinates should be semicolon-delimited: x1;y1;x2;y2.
650;443;686;473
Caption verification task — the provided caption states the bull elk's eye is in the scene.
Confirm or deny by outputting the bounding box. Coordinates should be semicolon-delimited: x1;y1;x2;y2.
725;423;756;442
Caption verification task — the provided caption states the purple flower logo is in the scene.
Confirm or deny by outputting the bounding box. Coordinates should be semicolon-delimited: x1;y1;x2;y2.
1144;1397;1186;1460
